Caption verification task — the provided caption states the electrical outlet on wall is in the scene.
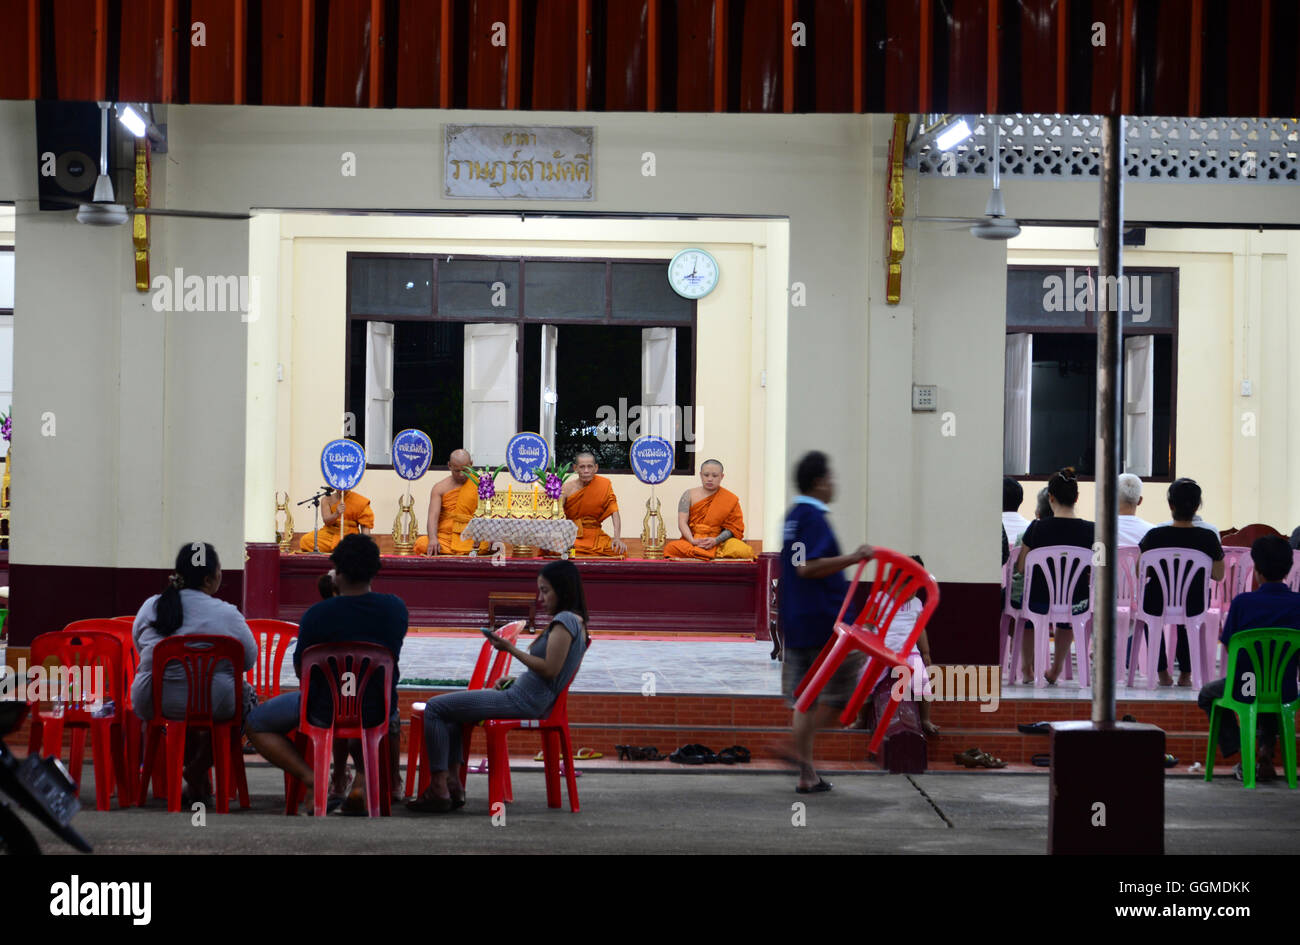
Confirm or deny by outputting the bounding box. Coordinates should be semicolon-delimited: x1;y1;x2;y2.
912;384;938;412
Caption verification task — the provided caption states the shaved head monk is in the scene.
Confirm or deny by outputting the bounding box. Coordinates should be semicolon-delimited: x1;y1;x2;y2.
414;449;481;556
663;460;755;560
562;452;626;557
299;487;374;553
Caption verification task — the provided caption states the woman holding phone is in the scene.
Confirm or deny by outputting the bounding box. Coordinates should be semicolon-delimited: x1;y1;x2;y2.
408;559;590;813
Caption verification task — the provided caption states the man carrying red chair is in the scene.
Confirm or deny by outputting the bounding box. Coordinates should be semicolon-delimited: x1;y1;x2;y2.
779;451;874;795
246;534;407;814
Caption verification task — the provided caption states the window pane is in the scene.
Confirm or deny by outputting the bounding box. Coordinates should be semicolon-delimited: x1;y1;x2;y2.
1007;268;1088;328
524;261;605;320
438;258;518;319
1028;333;1096;475
611;262;693;325
1123;270;1176;329
0;250;12;311
521;323;541;434
553;325;640;468
675;326;694;472
349;256;433;316
348;320;465;465
1151;335;1172;477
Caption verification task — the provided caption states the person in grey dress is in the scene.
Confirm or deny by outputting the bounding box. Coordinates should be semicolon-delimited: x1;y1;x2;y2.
408;559;589;813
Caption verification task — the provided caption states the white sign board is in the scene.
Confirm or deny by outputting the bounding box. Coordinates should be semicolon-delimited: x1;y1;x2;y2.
444;124;593;200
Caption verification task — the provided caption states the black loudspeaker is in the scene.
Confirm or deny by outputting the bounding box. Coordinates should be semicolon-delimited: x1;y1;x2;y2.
34;101;110;212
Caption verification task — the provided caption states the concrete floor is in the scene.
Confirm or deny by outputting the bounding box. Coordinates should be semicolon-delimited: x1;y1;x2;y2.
16;764;1299;855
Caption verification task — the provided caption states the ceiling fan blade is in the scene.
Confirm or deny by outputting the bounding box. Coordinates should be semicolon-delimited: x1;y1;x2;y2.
137;208;252;220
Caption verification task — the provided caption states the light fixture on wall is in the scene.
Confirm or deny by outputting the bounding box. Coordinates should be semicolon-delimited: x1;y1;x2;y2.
908;114;974;156
934;117;972;150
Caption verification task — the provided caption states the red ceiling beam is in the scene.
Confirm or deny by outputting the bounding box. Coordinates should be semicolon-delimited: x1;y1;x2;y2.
577;0;590;110
1057;0;1068;113
507;0;521;109
918;0;932;112
647;0;659;111
986;0;999;112
714;0;727;112
369;0;382;107
1258;0;1270;114
852;0;862;113
782;0;794;113
1188;0;1203;116
1120;0;1135;113
440;0;451;109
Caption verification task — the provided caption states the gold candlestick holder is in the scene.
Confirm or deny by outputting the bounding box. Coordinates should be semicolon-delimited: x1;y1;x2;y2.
274;491;294;553
641;494;666;559
392;493;418;555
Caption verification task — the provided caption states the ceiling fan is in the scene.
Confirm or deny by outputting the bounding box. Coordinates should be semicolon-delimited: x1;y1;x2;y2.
29;102;251;226
914;119;1022;241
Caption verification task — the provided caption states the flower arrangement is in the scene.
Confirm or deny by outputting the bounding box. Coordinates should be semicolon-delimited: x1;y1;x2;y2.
465;464;505;500
534;460;572;501
1;410;10;443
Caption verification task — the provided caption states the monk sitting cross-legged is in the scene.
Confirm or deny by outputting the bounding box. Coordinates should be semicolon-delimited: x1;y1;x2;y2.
300;487;374;553
414;448;483;556
663;460;755;561
562;452;627;558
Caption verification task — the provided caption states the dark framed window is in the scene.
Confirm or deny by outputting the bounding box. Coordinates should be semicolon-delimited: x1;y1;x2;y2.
0;247;13;314
345;254;698;475
1005;265;1178;481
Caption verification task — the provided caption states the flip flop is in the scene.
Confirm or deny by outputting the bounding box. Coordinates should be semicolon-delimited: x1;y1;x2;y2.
573;748;603;760
1017;722;1051;735
467;758;489;774
796;778;833;794
716;745;752;764
1031;753;1051;767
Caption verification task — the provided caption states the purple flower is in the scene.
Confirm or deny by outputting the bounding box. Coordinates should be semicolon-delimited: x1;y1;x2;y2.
1;416;11;443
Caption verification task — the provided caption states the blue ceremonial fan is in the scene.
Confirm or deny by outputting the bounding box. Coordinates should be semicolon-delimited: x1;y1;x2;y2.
629;435;674;484
391;429;433;481
505;432;549;483
320;439;366;491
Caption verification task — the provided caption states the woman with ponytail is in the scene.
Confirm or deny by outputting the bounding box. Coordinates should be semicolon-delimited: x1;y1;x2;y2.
1014;468;1095;685
131;543;258;803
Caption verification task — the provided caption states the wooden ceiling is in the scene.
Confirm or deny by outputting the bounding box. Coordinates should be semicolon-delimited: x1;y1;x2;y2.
0;0;1293;116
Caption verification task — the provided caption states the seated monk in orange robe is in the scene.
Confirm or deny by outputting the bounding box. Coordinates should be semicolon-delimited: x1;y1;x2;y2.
663;460;755;560
299;487;374;553
413;448;483;555
562;452;626;558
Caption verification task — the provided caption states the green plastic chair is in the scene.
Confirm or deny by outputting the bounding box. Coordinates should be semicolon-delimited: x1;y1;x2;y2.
1204;627;1300;789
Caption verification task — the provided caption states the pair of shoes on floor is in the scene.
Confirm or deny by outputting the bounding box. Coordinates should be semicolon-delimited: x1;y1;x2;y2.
953;747;1007;769
668;744;751;765
406;789;466;813
616;745;669;761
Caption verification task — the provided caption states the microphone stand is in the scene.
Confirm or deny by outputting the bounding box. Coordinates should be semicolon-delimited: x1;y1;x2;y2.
298;488;331;553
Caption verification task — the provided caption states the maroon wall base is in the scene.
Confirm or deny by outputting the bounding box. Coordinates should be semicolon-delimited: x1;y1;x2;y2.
267;548;777;637
8;563;244;646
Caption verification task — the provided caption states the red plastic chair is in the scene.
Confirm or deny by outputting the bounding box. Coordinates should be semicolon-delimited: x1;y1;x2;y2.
405;621;523;799
484;685;580;812
25;630;130;810
793;549;940;754
285;643;395;818
136;635;251;813
1126;547;1215;690
61;618;143;805
245;619;298;702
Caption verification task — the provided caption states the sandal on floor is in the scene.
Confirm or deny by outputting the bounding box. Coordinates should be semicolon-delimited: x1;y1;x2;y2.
796;778;833;794
406;791;455;813
640;747;669;761
669;744;716;765
716;745;752;764
956;750;1007;769
952;748;982;764
574;748;603;760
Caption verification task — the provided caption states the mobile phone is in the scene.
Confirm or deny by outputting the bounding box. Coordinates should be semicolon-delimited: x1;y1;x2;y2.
481;627;499;639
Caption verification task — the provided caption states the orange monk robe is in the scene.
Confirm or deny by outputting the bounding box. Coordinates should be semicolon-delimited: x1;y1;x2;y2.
299;491;374;553
564;475;623;558
413;480;482;555
663;488;756;561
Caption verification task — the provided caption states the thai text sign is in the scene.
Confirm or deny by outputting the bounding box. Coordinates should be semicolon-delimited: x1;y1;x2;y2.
321;439;366;491
506;432;549;483
392;429;433;481
444;124;593;200
630;435;674;485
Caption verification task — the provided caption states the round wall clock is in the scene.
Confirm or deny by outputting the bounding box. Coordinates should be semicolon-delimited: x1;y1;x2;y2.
667;248;719;300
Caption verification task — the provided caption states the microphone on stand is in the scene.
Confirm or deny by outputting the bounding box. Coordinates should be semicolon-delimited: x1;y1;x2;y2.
297;487;332;507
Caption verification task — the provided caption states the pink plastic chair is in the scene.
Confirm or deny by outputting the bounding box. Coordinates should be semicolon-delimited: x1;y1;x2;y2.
1287;550;1300;594
1126;548;1215;690
1009;546;1093;689
1086;545;1140;685
998;557;1018;682
285;643;394;818
404;621;523;800
792;549;940;752
1225;546;1255;599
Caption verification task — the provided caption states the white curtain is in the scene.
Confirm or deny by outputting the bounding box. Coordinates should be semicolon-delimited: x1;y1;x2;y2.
540;325;557;451
1124;335;1154;476
364;321;394;463
1004;333;1032;475
642;327;677;442
0;251;13;310
463;323;518;466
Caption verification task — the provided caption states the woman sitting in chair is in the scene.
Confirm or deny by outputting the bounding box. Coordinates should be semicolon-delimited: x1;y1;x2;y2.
132;542;258;806
408;559;590;813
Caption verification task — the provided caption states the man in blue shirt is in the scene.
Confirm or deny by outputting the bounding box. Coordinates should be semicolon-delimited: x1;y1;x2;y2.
1197;536;1300;782
780;451;873;794
248;534;408;811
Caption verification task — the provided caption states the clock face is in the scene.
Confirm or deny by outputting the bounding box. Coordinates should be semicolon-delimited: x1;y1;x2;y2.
668;249;719;299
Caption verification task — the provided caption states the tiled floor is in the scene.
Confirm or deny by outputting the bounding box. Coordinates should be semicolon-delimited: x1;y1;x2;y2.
279;633;1201;700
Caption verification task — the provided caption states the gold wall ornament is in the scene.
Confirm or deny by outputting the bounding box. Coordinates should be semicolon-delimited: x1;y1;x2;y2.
133;138;151;292
640;494;666;560
274;491;294;553
475;486;563;521
885;113;909;305
392;493;418;555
